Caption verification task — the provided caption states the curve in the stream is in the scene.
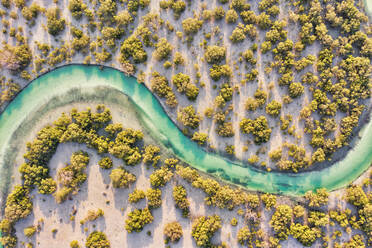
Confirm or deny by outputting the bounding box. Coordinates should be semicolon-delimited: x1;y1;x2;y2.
0;65;371;197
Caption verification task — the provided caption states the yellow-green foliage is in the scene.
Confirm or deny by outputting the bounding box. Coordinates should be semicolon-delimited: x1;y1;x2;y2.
23;226;36;238
110;167;136;188
164;221;183;243
125;208;154;233
146;188;162;209
86;231;110;248
305;188;329;207
191;215;221;247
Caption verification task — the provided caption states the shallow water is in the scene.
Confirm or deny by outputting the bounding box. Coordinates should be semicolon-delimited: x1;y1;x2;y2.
0;65;371;198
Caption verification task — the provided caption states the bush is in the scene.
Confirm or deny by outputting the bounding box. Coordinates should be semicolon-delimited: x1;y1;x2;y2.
237;226;251;245
97;0;117;23
146;188;162;209
171;1;186;19
293;205;305;218
81;209;104;224
154;38;173;60
261;194;276;210
23;226;36;238
68;0;87;19
119;36;147;64
176;165;200;183
142;145;160;167
230;25;246;43
191;215;221;247
9;44;33;71
305;188;329;207
219;83;233;101
172;185;190;216
164;222;183;243
182;18;203;35
242;49;256;64
86;231;110;248
191;132;208;145
225;9;238;24
129;189;146;203
205;45;226;64
345;185;368;207
114;10;133;27
288;82;304;98
108;128;143;165
266;100;282;116
270;205;292;240
54;187;72;204
209;64;232;81
110;167;136;188
172;72;189;92
150;72;178;107
177;105;200;129
5;185;33;223
57;151;90;192
70;240;80;248
125;208;154;233
217;122;234;137
46;8;66;36
150;166;173;187
241;10;256;24
214;6;225;20
240;116;272;144
98;157;113;169
245;97;258;111
38;178;57;194
289;223;319;246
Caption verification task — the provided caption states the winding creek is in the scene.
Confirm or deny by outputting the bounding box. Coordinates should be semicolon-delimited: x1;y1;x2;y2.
0;65;371;198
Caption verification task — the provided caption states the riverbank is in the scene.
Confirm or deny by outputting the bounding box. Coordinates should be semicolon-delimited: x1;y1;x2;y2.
0;65;371;198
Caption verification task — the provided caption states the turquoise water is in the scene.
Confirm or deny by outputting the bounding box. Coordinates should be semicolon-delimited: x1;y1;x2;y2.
0;65;371;198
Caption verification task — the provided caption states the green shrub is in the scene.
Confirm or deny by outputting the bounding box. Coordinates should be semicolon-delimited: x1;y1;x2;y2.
237;226;251;245
191;132;208;145
142;145;160;167
98;157;113;169
129;189;146;203
46;8;66;36
125;208;154;233
172;185;190;217
191;215;221;247
23;226;36;238
150;166;173;188
119;36;147;64
204;45;226;64
5;185;33;223
110;167;136;188
86;231;110;248
154;38;173;60
261;193;276;210
288;82;304;98
270;205;292;240
266;100;282;116
70;240;80;248
182;18;203;35
305;188;329;207
164;221;183;243
177;105;200;129
240;116;272;144
146;188;162;209
68;0;87;19
38;178;57;194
